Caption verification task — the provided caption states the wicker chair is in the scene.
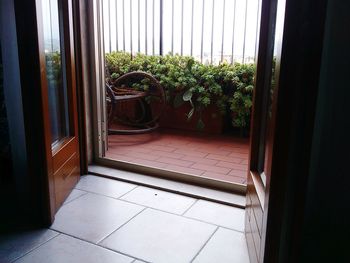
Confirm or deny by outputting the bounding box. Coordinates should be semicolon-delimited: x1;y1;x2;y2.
106;71;165;134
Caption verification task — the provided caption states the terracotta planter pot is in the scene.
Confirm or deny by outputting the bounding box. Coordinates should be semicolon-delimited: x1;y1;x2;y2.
159;103;224;134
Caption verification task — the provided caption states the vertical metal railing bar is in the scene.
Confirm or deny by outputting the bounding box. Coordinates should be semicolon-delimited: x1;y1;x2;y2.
160;0;163;55
210;0;215;64
200;0;205;63
152;0;155;55
190;0;194;56
130;0;133;55
242;0;248;63
254;0;261;61
171;0;174;54
138;0;140;52
145;0;148;55
99;0;107;150
115;0;118;51
108;0;112;52
181;0;184;55
105;0;259;63
221;0;226;63
122;0;125;50
231;0;236;64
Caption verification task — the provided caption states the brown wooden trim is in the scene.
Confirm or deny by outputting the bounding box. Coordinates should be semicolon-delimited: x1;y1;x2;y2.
33;0;57;224
260;0;328;261
248;0;277;174
72;0;89;174
61;0;79;137
250;171;265;210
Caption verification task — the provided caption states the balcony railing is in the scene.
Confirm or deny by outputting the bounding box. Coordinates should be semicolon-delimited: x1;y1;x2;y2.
102;0;261;64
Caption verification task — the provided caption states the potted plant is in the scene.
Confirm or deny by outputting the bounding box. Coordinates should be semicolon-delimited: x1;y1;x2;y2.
105;51;255;135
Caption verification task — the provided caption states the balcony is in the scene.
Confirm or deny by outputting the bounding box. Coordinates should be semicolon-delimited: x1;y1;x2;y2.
100;0;260;187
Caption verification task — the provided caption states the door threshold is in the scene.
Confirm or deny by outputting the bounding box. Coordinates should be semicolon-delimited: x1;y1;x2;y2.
88;164;246;208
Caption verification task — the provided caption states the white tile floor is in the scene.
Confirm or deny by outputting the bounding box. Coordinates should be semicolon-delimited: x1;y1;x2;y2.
0;175;250;263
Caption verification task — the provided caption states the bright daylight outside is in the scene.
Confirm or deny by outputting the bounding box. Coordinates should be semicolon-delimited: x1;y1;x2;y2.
102;0;260;186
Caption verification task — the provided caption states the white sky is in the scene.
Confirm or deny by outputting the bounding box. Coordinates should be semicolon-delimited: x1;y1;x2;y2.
103;0;260;64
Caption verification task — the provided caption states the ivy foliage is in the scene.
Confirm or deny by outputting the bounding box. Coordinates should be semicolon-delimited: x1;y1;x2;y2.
105;51;255;129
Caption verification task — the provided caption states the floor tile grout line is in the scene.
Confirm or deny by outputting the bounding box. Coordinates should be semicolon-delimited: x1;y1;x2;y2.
75;175;245;209
71;187;245;233
190;226;220;263
111;201;245;234
181;199;199;216
48;230;151;263
153;158;196;168
97;207;148;245
11;232;61;263
86;171;246;207
117;185;140;199
63;191;88;206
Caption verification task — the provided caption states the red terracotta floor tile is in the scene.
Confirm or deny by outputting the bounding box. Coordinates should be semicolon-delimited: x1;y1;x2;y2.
142;144;177;152
173;149;208;158
228;152;249;159
164;164;205;176
157;157;195;167
180;155;219;166
205;153;243;164
229;169;247;177
191;163;231;174
148;150;185;159
106;128;249;185
216;161;247;171
130;159;168;169
202;172;246;184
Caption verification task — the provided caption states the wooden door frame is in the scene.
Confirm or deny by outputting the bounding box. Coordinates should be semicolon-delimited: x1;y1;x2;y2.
72;0;89;175
13;0;56;226
10;0;88;226
247;0;329;261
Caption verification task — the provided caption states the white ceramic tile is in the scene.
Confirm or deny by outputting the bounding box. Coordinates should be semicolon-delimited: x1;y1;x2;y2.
100;209;216;263
63;189;87;205
51;193;144;243
120;186;196;214
0;229;58;263
184;200;245;231
193;228;250;263
88;166;246;207
15;234;133;263
75;175;137;199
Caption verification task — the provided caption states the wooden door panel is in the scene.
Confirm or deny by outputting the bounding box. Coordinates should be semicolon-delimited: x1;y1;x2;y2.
245;211;259;263
52;138;80;209
35;0;81;220
245;0;286;260
52;137;78;171
246;172;263;262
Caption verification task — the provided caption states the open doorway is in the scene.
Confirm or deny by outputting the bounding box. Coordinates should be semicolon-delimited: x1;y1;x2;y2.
91;0;261;192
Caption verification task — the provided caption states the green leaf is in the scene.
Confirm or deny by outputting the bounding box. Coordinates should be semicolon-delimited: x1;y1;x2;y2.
183;89;193;101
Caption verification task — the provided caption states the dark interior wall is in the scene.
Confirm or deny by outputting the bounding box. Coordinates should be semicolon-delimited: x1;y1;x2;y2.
0;0;29;231
0;0;45;230
0;42;13;185
300;0;350;261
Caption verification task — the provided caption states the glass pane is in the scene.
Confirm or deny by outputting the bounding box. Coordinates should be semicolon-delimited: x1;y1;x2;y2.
41;0;70;144
257;0;286;186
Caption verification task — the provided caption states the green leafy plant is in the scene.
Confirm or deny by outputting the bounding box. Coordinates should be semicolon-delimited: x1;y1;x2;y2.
105;51;255;131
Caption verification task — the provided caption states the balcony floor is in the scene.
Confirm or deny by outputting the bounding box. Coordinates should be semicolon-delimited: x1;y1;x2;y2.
106;128;249;185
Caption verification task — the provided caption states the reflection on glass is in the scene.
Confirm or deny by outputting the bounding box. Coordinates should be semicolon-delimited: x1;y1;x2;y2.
41;0;70;144
260;0;286;186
